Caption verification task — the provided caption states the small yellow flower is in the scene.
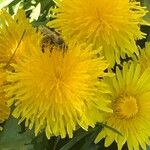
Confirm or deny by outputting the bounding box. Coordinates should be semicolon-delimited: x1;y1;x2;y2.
0;9;42;64
95;62;150;150
5;43;112;139
48;0;148;65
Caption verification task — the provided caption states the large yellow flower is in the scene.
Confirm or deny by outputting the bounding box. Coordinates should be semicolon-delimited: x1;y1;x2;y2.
0;9;42;65
0;68;10;130
48;0;148;65
5;43;112;139
95;62;150;150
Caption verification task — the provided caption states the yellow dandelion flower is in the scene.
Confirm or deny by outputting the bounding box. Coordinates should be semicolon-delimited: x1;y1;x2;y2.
0;68;10;129
95;62;150;150
48;0;148;65
5;43;112;139
0;9;42;64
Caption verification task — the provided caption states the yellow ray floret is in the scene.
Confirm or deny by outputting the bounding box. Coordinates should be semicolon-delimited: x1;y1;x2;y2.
48;0;148;65
0;9;42;64
95;62;150;150
5;44;112;139
0;68;10;130
138;42;150;70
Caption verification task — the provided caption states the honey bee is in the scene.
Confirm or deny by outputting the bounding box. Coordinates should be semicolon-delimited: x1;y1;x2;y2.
40;26;64;52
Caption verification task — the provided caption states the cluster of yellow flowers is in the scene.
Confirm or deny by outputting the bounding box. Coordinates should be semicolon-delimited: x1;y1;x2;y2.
0;0;150;150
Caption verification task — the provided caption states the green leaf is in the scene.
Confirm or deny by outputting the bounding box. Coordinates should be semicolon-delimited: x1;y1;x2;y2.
143;0;150;22
144;0;150;10
59;126;102;150
31;133;50;150
79;128;101;150
0;117;34;150
148;147;150;150
59;128;89;150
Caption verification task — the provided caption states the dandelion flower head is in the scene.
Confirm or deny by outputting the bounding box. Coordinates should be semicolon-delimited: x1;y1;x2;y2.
95;62;150;150
6;43;112;139
49;0;148;65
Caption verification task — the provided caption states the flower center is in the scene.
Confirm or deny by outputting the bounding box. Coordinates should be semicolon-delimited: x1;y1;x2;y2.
115;96;138;119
